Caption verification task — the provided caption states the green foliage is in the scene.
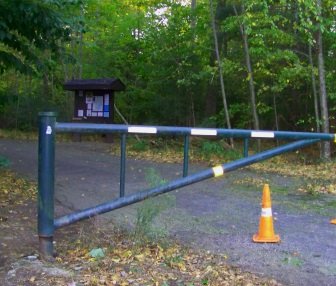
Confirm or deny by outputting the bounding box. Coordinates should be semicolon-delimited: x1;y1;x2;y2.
89;248;105;259
130;140;149;152
145;167;168;188
0;0;82;74
200;140;240;161
0;71;73;130
200;141;223;159
0;0;335;139
283;255;304;267
134;194;175;242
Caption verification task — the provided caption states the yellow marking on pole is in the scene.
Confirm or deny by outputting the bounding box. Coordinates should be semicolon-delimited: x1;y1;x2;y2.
334;134;336;143
212;166;224;177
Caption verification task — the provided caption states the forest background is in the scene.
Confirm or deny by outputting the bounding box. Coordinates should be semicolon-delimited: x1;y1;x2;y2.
0;0;335;158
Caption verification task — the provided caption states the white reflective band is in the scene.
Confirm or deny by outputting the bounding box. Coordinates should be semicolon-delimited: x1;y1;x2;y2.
261;208;273;217
191;129;217;136
46;126;52;135
212;165;224;177
128;127;157;134
251;131;275;138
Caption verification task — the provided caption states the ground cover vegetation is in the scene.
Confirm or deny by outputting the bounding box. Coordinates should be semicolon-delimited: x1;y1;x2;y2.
0;0;335;158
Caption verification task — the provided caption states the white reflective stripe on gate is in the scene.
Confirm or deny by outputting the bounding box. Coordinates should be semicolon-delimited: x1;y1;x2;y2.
128;127;157;134
191;129;217;136
251;131;275;138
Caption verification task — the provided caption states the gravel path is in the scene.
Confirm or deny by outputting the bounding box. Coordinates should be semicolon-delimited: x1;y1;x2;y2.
1;138;335;286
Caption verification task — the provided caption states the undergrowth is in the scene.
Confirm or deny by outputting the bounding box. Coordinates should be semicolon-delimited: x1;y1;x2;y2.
133;168;175;244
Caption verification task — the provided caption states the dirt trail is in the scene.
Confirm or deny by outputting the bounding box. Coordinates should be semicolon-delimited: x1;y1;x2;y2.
1;138;335;286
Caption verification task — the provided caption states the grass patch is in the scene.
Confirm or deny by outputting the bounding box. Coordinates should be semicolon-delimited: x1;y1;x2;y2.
200;140;240;161
129;139;149;152
132;168;175;244
145;167;168;188
282;254;304;267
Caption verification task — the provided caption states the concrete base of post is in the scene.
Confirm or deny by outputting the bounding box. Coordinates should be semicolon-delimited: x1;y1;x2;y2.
39;236;54;260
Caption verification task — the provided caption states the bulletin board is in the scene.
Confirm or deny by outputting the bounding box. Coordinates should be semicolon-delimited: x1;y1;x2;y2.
84;92;110;118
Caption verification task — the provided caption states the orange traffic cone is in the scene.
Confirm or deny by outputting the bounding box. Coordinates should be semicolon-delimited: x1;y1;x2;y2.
331;218;336;224
253;184;280;243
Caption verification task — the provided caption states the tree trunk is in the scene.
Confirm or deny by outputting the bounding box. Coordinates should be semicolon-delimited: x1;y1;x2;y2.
78;31;83;79
308;44;322;157
273;94;279;146
77;3;85;79
189;93;196;127
189;0;196;126
191;0;196;30
14;76;19;132
205;53;218;120
317;0;331;159
233;5;260;132
210;0;233;147
308;44;320;133
205;0;226;121
233;5;260;151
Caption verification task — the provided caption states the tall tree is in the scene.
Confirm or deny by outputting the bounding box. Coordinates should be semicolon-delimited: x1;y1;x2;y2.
233;4;260;133
316;0;330;159
308;44;320;134
209;0;232;136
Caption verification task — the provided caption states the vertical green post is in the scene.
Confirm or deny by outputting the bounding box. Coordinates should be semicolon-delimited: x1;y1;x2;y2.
183;135;189;177
120;133;126;197
243;138;249;158
38;112;56;259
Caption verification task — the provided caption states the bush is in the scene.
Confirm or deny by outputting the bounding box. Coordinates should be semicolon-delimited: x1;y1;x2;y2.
130;140;149;152
199;140;240;162
133;168;175;243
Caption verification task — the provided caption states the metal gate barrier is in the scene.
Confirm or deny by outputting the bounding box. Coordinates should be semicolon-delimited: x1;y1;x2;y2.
38;112;335;257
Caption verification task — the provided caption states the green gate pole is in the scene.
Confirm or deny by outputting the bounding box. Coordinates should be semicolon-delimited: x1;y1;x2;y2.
38;112;56;259
120;133;126;197
183;135;189;177
243;138;249;158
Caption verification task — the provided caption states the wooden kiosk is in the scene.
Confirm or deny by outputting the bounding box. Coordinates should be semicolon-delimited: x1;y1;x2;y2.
64;78;125;141
64;78;125;123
